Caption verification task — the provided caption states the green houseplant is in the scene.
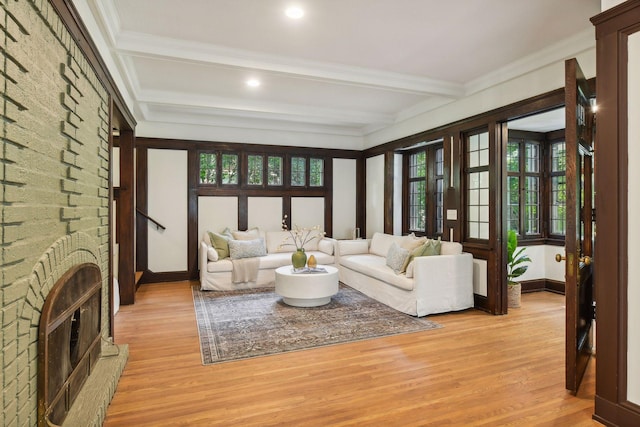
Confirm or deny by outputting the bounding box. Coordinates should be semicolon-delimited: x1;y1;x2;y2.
507;229;531;308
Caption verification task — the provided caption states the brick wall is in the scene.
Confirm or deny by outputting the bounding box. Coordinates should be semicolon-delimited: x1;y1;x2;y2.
1;0;111;425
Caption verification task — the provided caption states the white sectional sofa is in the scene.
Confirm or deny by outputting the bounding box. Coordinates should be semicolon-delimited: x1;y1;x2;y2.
336;232;474;317
199;229;336;291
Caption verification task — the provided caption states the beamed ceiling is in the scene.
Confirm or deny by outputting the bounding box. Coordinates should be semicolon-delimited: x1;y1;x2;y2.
75;0;600;146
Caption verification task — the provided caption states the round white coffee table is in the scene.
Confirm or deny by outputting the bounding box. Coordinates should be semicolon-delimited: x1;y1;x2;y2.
275;265;339;307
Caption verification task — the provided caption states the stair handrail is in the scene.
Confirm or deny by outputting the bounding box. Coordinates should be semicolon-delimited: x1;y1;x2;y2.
136;209;166;231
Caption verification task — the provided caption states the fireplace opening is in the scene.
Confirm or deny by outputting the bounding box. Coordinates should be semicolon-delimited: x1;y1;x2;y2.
38;263;102;427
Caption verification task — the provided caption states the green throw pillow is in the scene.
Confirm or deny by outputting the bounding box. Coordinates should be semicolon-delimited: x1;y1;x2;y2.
421;238;441;256
401;242;429;273
208;231;230;259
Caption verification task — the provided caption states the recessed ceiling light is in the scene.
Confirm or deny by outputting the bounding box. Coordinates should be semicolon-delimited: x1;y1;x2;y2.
285;6;304;19
246;79;261;88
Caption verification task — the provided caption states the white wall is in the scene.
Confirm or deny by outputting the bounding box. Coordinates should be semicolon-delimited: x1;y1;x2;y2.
332;158;357;239
393;154;403;235
248;197;282;231
366;155;385;237
292;197;325;229
147;149;188;272
198;196;239;239
111;146;120;187
516;245;566;283
627;30;640;405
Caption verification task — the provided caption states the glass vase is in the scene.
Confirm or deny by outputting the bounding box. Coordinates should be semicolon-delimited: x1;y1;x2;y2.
291;248;307;269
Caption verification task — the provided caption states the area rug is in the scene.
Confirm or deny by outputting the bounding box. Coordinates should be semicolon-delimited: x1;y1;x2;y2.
192;284;442;365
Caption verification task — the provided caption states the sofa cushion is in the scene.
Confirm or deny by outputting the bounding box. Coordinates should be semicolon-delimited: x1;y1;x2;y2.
370;232;405;257
208;231;231;259
386;242;409;273
441;240;462;255
207;246;219;262
232;227;260;240
229;238;267;259
340;254;414;291
318;238;334;255
401;234;427;251
338;239;369;255
266;231;294;254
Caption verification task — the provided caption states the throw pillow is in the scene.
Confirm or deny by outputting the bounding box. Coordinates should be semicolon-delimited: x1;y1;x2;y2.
386;242;409;274
232;227;260;240
401;241;429;273
208;231;230;259
422;238;442;256
228;238;267;259
400;233;427;251
207;246;219;262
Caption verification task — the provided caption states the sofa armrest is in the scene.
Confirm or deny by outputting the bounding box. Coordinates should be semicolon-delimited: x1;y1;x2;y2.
412;252;474;310
199;241;209;282
319;237;337;255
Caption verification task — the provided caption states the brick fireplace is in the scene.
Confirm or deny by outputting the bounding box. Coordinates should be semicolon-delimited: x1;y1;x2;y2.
1;1;128;425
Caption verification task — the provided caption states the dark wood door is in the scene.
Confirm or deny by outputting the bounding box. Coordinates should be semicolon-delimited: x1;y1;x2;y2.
562;58;595;394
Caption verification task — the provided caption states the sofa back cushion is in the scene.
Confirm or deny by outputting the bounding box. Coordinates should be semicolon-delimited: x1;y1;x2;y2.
440;241;463;255
370;232;406;257
265;231;294;253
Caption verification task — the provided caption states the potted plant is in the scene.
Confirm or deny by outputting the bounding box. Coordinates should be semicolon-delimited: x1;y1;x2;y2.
507;229;531;308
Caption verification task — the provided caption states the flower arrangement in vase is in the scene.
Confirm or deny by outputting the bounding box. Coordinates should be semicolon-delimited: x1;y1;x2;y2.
280;215;325;269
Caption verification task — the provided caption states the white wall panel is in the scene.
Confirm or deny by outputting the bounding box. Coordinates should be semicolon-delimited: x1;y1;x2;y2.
291;197;325;230
366;155;385;238
627;31;640;405
393;154;403;235
332;158;357;239
148;149;188;272
473;259;488;296
544;245;566;282
111;146;120;187
198;196;239;238
248;197;283;231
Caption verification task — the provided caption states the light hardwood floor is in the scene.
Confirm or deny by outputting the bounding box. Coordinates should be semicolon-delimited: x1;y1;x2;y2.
104;281;600;426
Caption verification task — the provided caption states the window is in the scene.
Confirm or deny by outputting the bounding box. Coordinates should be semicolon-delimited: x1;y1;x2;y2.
309;158;324;187
550;141;566;235
408;151;426;231
267;156;282;186
221;153;238;185
291;157;306;186
247;155;263;185
405;142;443;236
507;138;541;236
466;131;490;240
199;153;216;184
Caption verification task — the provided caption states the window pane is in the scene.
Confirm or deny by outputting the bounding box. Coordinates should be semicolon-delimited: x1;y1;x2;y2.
409;151;426;178
435;148;444;176
409;180;426;231
309;158;324;187
221;154;238;184
507;142;519;172
267;156;282;186
436;178;443;234
525;176;539;234
291;157;306;186
551;176;566;235
199;153;216;184
525;142;540;173
468;131;489;168
552;142;566;172
507;176;519;233
247;155;263;185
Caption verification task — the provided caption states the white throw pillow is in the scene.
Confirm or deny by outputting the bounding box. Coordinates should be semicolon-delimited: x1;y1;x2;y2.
370;232;404;257
228;238;267;259
385;242;409;274
207;246;219;262
232;227;260;240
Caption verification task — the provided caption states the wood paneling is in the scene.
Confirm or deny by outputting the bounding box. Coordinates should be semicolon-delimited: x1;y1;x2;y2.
591;2;640;425
105;282;598;426
117;130;135;305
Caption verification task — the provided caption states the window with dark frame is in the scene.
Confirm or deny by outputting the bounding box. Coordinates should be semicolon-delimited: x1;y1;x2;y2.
247;154;264;186
221;153;238;185
267;156;283;186
507;137;542;236
549;141;567;236
466;130;490;240
291;156;306;186
405;142;444;237
199;153;216;184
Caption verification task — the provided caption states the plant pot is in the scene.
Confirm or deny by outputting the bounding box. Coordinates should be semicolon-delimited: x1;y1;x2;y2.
508;283;521;308
291;248;307;269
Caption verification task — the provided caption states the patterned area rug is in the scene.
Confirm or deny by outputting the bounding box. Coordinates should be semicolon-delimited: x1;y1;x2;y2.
192;284;442;365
